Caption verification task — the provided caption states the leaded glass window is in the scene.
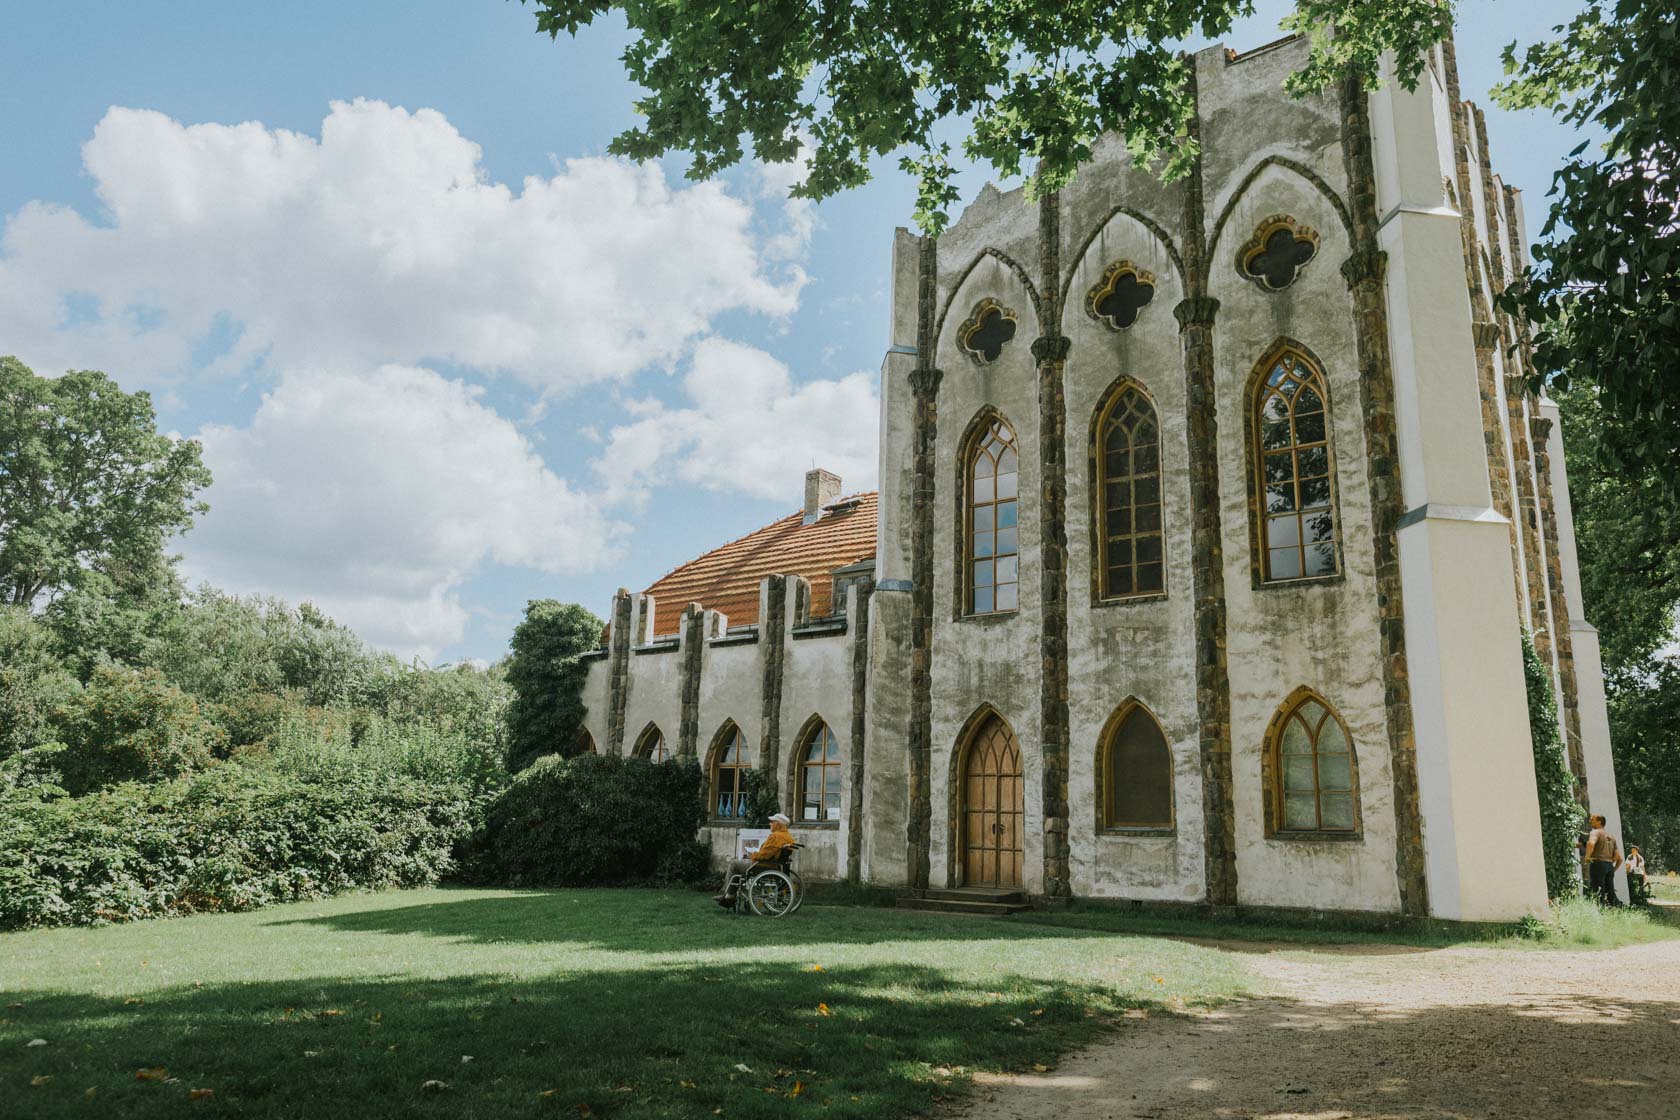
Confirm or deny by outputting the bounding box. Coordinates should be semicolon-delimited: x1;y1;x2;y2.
798;722;842;822
968;418;1020;614
634;724;667;762
1256;351;1338;581
1273;694;1356;833
711;724;753;819
1097;386;1164;598
1102;704;1173;829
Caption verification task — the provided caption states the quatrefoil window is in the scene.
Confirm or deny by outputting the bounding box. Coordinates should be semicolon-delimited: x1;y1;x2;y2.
1239;216;1320;291
1086;261;1157;331
958;299;1019;364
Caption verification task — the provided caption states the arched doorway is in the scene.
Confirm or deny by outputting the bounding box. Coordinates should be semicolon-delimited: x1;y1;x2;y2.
959;712;1024;887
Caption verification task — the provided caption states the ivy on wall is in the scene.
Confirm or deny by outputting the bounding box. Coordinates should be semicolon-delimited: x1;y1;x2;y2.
1523;631;1586;899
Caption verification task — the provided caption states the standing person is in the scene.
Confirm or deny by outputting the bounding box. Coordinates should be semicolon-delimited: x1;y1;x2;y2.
1584;814;1623;906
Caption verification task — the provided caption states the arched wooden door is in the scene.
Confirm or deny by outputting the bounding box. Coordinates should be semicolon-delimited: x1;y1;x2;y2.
961;713;1024;887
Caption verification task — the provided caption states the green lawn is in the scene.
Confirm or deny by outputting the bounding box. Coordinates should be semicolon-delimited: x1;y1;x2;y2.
2;888;1257;1119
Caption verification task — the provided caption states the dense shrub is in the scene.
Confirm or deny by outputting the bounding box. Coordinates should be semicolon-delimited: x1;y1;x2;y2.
469;753;708;886
0;765;482;930
504;600;604;771
1524;631;1587;898
53;665;224;793
0;606;79;759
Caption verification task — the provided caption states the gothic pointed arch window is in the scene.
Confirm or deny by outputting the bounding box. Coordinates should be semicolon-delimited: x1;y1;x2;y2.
709;722;754;820
1094;382;1164;599
796;721;842;822
577;727;598;755
1266;690;1360;835
1100;702;1174;830
633;723;667;763
1254;347;1339;581
966;415;1020;615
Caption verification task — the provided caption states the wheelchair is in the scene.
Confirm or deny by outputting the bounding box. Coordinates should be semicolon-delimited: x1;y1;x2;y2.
728;843;805;918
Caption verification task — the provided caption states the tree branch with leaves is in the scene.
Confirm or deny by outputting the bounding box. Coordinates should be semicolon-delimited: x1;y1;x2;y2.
524;0;1454;233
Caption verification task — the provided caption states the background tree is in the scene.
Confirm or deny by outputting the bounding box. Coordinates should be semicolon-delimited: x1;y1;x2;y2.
523;0;1454;231
1555;378;1680;870
1493;1;1680;489
505;599;605;771
0;356;212;608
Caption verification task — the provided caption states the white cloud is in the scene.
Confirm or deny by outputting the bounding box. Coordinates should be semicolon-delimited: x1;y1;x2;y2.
0;100;804;390
595;338;879;507
186;364;625;658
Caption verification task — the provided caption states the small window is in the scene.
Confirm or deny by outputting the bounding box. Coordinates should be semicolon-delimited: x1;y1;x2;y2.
797;722;842;822
1102;704;1173;829
1270;692;1357;834
1095;385;1164;599
711;724;754;819
634;724;667;762
958;298;1019;364
577;727;598;755
967;417;1020;615
1255;349;1338;581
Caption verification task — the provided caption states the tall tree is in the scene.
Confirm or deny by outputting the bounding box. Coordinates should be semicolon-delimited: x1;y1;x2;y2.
1493;1;1680;489
505;599;606;771
0;357;212;608
1555;378;1680;869
523;0;1453;232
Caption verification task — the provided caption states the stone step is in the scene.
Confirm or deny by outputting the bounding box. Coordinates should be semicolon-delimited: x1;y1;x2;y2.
921;887;1030;906
894;894;1032;917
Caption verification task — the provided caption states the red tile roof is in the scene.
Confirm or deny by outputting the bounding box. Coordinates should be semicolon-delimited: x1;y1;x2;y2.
640;492;878;636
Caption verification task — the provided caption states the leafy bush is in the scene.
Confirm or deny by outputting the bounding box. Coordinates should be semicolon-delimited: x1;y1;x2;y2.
0;606;79;759
469;753;707;886
0;764;482;930
1523;632;1587;899
53;664;224;793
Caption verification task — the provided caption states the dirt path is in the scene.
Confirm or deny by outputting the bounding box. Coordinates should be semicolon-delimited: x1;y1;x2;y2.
956;939;1680;1120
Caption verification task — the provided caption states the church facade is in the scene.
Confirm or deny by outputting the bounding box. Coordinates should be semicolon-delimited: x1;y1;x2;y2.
574;34;1622;922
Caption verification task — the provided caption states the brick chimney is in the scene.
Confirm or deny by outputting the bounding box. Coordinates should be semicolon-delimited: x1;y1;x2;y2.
803;468;842;524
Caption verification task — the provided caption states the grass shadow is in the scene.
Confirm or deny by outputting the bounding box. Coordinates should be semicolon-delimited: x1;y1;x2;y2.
2;958;1163;1119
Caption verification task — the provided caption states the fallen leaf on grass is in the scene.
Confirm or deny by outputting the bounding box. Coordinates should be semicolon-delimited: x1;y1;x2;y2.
320;1010;344;1018
27;1038;47;1047
816;1003;831;1017
421;1080;450;1093
31;1075;51;1087
188;1089;214;1102
733;1063;753;1073
808;964;824;972
123;998;144;1006
304;1050;321;1058
538;1089;559;1098
136;1068;169;1082
1007;1017;1025;1027
1152;976;1164;984
1031;1008;1044;1016
461;1055;474;1064
1032;1064;1050;1073
679;1080;697;1089
790;1081;806;1098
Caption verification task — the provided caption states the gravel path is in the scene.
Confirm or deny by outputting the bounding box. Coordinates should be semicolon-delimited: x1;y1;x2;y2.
955;938;1680;1120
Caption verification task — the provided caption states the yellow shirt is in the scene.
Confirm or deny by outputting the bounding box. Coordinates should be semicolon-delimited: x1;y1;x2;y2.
750;823;796;863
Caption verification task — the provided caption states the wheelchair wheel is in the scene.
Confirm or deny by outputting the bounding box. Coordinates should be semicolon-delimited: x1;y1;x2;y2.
748;870;797;917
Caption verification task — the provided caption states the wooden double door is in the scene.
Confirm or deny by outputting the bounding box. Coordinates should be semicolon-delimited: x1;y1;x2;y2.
960;713;1024;887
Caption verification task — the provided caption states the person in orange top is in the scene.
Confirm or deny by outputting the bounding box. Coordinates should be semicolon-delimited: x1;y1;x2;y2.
715;813;796;907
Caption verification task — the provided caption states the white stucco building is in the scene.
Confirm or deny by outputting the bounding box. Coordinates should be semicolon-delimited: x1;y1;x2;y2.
572;34;1619;922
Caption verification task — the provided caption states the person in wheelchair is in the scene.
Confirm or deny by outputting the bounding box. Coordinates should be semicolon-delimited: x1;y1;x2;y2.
715;812;797;908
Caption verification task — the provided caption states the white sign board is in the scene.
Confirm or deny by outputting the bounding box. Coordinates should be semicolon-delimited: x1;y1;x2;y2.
735;829;771;860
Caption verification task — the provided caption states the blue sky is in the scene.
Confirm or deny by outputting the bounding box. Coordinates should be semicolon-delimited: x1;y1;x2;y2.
0;1;1589;663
